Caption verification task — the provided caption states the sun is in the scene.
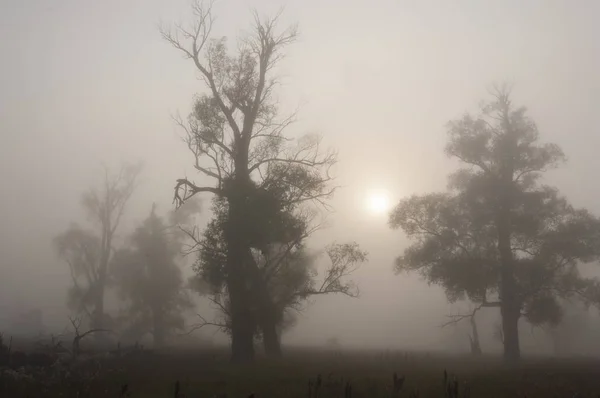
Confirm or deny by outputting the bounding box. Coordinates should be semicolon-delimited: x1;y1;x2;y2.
366;190;392;215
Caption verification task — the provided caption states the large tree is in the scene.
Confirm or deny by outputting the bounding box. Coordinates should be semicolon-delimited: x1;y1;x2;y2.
389;86;600;361
191;197;367;357
54;163;141;332
110;202;197;347
161;1;336;362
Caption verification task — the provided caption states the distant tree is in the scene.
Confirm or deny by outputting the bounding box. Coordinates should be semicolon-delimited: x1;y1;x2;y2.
68;315;111;358
326;336;341;350
54;163;141;332
160;1;336;362
544;299;598;356
10;308;45;338
111;202;198;347
442;303;483;355
389;85;600;361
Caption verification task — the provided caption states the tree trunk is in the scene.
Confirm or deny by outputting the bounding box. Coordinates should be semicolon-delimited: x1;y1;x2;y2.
495;103;522;363
92;294;104;330
92;272;110;346
92;284;107;346
497;210;521;362
226;186;256;363
501;302;520;361
247;254;283;359
469;315;482;356
93;222;111;341
229;290;255;363
153;310;166;348
261;316;282;358
497;177;521;361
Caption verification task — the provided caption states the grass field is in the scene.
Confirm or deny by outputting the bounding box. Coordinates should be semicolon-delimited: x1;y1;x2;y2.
3;345;600;397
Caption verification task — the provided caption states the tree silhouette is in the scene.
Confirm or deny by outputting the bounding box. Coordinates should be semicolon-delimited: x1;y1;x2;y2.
111;203;197;347
54;163;141;333
390;85;600;361
160;1;336;362
188;196;367;357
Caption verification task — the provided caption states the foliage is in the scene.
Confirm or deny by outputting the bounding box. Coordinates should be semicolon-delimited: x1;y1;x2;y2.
191;195;367;340
389;86;600;350
110;203;197;346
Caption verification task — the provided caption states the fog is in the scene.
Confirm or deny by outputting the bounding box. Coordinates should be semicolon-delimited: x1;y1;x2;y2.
1;0;600;354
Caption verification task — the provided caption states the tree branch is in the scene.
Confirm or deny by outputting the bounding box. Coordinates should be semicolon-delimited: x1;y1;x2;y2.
173;178;221;208
440;300;501;328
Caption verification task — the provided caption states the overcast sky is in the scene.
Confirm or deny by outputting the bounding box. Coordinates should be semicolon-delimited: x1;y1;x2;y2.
1;0;599;349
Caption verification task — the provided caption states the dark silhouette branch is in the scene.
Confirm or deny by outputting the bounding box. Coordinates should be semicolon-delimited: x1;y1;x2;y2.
441;300;501;328
173;178;221;208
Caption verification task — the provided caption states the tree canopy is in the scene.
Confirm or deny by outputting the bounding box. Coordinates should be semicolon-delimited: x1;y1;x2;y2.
160;0;347;362
111;203;197;347
389;86;600;360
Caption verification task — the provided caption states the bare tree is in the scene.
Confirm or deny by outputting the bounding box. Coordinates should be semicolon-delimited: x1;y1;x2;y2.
442;304;487;355
55;163;141;333
160;1;336;362
68;316;110;358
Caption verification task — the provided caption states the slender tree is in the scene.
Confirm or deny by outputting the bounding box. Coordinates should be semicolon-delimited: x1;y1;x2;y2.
54;163;141;332
389;85;600;361
161;1;336;362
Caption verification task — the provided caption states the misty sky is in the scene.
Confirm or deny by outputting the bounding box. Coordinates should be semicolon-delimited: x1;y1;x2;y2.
1;0;600;349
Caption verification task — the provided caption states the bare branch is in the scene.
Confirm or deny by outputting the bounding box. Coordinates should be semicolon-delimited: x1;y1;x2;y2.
173;178;221;208
440;301;501;328
179;313;228;335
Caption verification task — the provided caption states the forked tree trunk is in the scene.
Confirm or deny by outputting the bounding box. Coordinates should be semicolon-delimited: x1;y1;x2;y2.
229;292;255;363
248;257;283;358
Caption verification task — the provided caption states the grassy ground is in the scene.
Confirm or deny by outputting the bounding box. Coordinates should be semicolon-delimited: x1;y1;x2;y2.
3;346;600;397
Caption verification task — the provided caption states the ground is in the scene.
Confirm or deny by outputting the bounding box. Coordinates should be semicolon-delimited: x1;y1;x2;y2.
3;345;600;397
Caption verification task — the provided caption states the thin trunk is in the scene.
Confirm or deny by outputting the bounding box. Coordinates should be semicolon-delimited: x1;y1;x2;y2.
469;315;482;356
261;319;282;358
93;213;112;333
153;309;166;348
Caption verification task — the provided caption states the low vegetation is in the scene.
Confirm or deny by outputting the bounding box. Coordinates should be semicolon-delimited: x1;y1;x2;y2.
2;335;600;398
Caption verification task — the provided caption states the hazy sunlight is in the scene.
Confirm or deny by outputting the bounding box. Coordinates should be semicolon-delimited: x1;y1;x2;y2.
366;190;391;216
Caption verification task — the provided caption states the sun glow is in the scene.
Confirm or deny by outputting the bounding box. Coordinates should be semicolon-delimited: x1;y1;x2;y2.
366;191;391;215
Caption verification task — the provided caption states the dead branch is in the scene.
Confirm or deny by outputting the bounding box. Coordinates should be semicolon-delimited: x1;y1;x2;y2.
440;300;501;328
179;314;229;335
68;316;111;357
173;178;221;208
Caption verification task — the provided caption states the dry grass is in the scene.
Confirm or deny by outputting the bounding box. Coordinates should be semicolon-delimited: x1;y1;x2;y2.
2;344;600;397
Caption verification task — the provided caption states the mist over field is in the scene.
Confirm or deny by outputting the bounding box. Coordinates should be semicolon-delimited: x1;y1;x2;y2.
2;0;600;363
